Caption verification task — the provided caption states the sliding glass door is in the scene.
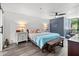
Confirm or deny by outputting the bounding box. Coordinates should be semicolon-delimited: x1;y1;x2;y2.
71;18;78;33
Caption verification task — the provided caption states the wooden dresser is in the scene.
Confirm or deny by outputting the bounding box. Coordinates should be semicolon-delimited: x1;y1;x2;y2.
68;40;79;56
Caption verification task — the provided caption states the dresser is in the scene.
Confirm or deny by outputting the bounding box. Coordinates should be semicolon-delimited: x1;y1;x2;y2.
68;40;79;56
16;32;27;44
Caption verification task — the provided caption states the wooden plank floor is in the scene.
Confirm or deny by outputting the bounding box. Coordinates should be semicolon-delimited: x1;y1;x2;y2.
0;39;68;56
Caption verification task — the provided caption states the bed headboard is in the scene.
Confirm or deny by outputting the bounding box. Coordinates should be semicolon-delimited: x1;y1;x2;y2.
27;28;44;33
27;29;29;33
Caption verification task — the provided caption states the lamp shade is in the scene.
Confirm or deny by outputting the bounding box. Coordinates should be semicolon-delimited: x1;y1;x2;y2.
43;23;48;30
17;21;27;32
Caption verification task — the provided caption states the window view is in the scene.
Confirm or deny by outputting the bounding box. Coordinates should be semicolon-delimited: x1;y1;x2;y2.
71;18;78;33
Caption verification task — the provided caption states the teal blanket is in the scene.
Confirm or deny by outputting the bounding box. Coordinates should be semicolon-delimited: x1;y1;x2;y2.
34;33;60;49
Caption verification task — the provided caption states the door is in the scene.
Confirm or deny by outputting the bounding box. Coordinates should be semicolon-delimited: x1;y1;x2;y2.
50;19;58;33
0;9;2;51
50;17;64;36
56;17;64;36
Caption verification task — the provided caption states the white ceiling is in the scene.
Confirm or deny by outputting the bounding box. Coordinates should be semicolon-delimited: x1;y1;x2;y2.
1;3;79;19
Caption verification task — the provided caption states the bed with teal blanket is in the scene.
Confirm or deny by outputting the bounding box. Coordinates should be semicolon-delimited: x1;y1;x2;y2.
29;32;60;49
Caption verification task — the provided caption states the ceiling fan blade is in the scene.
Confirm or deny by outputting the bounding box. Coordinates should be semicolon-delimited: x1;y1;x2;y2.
58;13;66;15
49;12;66;16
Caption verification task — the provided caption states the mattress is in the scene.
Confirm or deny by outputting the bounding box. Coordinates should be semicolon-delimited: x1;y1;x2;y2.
29;32;60;49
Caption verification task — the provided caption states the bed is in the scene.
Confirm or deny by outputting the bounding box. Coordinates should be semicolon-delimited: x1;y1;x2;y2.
29;32;60;49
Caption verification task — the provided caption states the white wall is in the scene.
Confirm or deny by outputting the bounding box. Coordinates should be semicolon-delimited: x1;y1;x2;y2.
3;13;11;43
66;6;79;18
3;11;49;44
0;9;2;51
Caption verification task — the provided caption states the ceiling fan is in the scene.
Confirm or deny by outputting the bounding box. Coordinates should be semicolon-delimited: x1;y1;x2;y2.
49;12;66;16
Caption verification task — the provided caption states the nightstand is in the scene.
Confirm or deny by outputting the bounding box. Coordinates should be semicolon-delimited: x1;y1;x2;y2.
16;32;27;44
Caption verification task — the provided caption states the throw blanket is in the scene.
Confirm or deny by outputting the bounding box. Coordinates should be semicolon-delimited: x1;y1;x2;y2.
34;33;60;49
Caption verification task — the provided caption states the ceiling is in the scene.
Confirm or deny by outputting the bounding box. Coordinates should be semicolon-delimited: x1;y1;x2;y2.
1;3;79;19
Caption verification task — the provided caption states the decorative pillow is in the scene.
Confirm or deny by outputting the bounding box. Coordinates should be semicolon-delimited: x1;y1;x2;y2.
29;29;33;33
29;28;45;33
29;29;36;33
36;29;40;33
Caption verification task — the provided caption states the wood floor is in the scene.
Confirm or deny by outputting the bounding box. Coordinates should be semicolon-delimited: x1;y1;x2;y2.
0;39;68;56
